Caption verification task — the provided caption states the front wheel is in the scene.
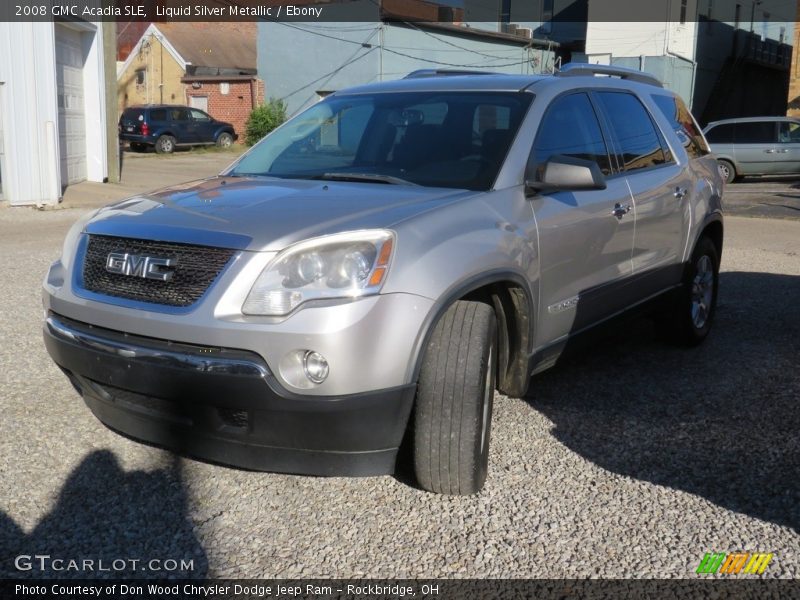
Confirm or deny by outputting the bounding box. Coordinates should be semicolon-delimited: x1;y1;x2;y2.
657;236;720;346
216;132;234;148
717;159;736;184
413;301;497;495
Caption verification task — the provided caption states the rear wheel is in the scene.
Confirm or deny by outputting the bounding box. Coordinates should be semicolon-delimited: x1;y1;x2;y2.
155;135;176;154
413;301;497;495
657;236;719;346
216;132;234;148
717;159;736;184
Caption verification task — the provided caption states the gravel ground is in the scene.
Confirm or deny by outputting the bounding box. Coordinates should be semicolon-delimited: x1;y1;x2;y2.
0;208;798;579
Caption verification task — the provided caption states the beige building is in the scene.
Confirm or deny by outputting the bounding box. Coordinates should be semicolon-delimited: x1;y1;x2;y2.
117;22;258;116
788;2;800;117
118;24;185;112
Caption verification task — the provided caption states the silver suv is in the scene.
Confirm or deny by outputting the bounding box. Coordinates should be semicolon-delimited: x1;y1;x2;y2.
43;64;723;495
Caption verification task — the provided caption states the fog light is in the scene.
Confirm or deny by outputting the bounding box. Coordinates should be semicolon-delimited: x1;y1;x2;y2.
303;351;329;384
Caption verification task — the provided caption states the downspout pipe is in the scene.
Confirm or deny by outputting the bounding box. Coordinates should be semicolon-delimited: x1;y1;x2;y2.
667;49;698;107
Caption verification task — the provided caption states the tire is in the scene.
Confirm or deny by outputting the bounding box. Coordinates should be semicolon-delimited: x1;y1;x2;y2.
413;301;497;495
155;135;176;154
657;236;720;346
717;159;736;184
216;132;234;148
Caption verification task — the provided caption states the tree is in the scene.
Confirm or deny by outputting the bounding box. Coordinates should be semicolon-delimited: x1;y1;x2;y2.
244;98;287;146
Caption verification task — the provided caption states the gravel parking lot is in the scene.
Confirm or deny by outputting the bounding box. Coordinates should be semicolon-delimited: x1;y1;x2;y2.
0;206;797;579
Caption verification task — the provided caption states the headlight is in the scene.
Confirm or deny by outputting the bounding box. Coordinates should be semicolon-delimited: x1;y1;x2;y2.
242;230;395;316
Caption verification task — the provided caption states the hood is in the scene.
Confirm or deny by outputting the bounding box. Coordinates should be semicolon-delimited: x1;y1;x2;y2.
84;176;471;251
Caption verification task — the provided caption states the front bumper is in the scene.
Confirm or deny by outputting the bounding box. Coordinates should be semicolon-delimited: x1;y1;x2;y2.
44;314;415;476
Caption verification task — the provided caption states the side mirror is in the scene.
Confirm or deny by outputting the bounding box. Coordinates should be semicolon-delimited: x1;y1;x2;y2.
525;155;607;196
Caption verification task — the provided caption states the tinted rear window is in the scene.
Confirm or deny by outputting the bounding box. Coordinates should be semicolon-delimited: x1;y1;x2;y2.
121;109;144;123
735;122;776;144
595;91;668;173
149;109;167;121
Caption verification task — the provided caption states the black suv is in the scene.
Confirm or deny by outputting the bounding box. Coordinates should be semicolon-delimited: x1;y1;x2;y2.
119;105;237;153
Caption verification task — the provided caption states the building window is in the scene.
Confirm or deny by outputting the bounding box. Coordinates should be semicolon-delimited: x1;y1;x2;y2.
220;82;230;95
135;69;146;86
679;0;688;24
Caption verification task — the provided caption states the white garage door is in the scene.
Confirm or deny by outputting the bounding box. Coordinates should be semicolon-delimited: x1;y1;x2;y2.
55;24;86;186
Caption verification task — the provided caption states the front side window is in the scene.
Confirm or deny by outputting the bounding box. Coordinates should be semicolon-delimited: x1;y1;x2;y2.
705;124;735;143
191;109;211;122
596;91;668;173
230;91;533;191
652;94;710;159
779;121;800;143
531;92;612;175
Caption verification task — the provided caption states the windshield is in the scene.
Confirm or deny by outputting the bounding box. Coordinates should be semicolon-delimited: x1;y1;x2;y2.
230;91;533;191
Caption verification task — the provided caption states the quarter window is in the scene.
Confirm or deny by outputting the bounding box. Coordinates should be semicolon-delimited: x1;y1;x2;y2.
652;94;710;158
779;121;800;143
532;92;612;175
596;92;668;173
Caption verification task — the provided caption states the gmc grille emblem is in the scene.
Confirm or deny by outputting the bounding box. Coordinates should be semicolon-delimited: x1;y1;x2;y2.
105;252;178;281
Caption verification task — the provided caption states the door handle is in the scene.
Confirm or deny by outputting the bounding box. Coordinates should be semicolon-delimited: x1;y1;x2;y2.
674;186;688;199
765;149;778;153
612;203;631;219
778;149;789;153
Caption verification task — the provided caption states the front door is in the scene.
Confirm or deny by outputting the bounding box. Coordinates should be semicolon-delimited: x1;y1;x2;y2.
593;90;690;286
530;91;636;346
776;120;800;174
190;108;215;143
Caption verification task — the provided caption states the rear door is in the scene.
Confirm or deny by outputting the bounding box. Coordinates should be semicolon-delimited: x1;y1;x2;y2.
169;107;195;143
732;120;780;174
595;90;691;288
530;91;636;345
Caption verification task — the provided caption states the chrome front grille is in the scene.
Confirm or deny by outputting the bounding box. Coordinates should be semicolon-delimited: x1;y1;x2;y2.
81;235;235;307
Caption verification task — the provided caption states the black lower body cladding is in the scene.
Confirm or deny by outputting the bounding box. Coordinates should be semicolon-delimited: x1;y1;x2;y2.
43;313;415;476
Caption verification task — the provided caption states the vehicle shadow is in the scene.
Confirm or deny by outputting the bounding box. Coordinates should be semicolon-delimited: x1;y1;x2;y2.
524;271;799;533
0;450;207;578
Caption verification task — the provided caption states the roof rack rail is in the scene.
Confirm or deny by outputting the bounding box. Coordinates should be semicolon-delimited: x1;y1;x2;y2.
404;69;498;79
555;63;663;88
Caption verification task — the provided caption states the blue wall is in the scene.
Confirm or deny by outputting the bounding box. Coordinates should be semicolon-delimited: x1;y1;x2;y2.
258;16;554;115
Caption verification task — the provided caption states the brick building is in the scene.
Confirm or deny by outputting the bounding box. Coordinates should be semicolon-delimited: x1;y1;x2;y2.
117;22;261;142
183;75;265;141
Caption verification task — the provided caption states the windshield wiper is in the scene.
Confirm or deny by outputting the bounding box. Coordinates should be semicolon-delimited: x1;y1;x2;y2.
312;172;418;186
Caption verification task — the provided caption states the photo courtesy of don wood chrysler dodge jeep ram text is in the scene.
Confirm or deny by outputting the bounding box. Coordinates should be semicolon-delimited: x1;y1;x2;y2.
43;64;723;495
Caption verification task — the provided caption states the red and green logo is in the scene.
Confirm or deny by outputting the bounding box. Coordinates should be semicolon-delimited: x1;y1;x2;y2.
696;552;774;575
